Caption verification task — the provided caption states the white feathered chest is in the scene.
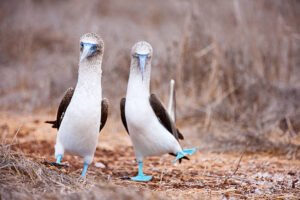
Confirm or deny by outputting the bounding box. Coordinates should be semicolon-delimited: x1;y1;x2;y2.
57;66;102;156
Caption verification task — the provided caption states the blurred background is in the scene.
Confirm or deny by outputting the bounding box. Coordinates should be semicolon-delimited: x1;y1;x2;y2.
0;0;300;153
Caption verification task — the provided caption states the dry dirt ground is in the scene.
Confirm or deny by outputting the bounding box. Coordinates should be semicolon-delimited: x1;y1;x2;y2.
0;112;299;199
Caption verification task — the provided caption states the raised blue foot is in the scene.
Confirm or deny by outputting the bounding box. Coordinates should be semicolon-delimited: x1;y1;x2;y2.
182;148;197;155
130;161;152;182
80;163;89;177
174;148;197;163
56;154;63;164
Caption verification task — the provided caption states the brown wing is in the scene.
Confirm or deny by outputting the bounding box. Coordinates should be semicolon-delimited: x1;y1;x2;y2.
120;97;129;134
99;98;109;132
45;87;74;129
149;94;184;140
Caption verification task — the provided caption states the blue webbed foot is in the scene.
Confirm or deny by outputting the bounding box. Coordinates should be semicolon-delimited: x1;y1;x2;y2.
182;148;197;155
131;175;152;182
174;148;197;163
130;160;152;182
56;154;63;164
80;163;89;177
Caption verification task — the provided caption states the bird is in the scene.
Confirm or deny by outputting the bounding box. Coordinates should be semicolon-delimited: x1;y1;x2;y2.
120;41;196;182
46;33;108;177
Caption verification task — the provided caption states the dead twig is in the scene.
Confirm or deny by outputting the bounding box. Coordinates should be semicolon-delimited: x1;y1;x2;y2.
10;124;24;146
223;144;248;184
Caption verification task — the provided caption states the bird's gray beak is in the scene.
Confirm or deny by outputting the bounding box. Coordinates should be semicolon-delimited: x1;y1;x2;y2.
138;54;147;81
80;44;94;62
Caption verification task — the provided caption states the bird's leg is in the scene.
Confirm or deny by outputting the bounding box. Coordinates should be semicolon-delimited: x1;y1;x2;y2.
54;141;65;165
174;148;197;163
131;160;152;182
80;163;89;177
56;154;63;164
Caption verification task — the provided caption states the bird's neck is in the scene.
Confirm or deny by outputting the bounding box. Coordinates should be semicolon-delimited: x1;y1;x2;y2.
127;61;151;98
77;61;102;90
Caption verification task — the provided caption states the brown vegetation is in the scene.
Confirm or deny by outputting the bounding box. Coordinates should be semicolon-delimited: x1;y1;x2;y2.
0;114;299;199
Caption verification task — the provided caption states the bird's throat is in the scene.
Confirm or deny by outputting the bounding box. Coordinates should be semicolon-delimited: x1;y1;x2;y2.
77;61;102;89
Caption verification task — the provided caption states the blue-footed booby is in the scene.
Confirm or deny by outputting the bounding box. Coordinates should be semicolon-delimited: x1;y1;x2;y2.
120;41;196;182
46;33;108;177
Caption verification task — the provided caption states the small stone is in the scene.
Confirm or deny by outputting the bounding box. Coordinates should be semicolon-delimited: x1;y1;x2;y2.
95;162;106;168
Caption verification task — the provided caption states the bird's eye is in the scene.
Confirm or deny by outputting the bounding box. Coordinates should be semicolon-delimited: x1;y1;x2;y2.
80;42;84;51
91;45;97;51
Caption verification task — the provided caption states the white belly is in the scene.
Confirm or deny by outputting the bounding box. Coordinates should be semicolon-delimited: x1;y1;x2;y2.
56;88;101;159
125;97;182;160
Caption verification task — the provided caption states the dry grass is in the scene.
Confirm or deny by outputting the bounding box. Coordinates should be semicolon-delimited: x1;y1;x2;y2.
0;142;163;200
0;114;300;199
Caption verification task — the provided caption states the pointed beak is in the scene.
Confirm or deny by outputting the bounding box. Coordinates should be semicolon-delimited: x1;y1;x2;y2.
80;44;94;62
138;54;147;81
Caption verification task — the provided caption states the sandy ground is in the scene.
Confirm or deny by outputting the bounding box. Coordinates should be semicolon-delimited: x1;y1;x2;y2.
0;111;299;199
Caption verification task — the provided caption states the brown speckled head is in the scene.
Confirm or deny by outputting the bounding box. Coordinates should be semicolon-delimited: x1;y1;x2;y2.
131;41;153;58
130;41;153;84
79;33;104;63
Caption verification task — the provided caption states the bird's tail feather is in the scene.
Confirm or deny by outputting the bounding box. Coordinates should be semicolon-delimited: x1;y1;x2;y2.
45;120;58;128
169;153;189;164
45;120;55;124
